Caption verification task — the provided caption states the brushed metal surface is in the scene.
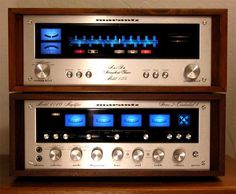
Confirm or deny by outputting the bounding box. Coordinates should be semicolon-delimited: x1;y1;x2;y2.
25;100;210;170
23;16;211;86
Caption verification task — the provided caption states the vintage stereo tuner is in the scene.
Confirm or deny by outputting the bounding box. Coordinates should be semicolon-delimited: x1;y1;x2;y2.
10;93;225;177
9;9;227;92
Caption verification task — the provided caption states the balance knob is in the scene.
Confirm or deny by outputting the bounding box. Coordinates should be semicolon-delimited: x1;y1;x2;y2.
70;147;82;161
173;149;186;162
153;149;165;163
34;62;50;79
91;148;103;161
112;148;124;161
49;147;62;161
184;64;200;81
132;148;144;162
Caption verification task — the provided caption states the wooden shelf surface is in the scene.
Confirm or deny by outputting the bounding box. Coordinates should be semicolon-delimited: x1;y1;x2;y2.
0;155;236;194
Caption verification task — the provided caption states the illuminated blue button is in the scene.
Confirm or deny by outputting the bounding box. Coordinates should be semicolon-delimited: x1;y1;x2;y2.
178;114;190;126
149;114;170;127
121;114;142;127
93;114;114;127
41;42;61;55
65;114;86;127
41;28;61;41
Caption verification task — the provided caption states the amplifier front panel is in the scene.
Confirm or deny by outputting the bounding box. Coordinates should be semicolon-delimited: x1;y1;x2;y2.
24;100;210;170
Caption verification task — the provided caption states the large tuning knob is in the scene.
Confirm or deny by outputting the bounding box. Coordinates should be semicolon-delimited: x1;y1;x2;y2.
34;62;50;79
49;147;62;161
184;64;200;81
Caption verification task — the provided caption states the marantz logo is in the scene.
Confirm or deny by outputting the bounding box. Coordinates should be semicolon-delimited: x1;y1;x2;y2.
96;18;139;22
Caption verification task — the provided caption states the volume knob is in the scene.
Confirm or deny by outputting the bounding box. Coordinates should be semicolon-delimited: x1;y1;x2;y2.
184;64;200;81
70;147;82;161
173;149;186;162
35;62;50;79
132;148;144;162
49;147;62;161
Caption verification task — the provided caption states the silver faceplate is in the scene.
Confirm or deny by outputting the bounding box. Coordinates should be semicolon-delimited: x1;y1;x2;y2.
25;100;210;170
23;16;211;86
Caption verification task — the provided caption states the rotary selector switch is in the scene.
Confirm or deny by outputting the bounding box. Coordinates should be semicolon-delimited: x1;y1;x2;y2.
184;64;200;81
34;62;50;79
112;148;124;161
49;147;62;161
70;147;82;161
132;148;144;162
91;148;103;161
153;149;165;163
173;149;186;162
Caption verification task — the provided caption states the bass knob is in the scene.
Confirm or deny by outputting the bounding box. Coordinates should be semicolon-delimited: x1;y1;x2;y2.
34;62;50;79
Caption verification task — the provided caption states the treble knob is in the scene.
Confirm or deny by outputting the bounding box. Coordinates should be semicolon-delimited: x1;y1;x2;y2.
184;64;200;81
34;62;50;79
49;147;62;161
153;149;165;163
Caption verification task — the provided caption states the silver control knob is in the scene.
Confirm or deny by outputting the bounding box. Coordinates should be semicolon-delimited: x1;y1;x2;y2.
132;148;144;162
184;64;200;81
173;149;186;162
49;147;62;161
112;148;124;161
70;147;82;161
153;149;165;163
91;148;103;161
34;62;50;79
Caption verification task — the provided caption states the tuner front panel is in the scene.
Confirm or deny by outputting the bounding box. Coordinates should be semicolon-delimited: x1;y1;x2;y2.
8;9;227;92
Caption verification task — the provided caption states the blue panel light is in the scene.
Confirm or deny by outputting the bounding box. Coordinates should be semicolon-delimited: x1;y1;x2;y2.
93;114;114;127
178;114;190;126
41;42;61;54
149;114;170;127
65;114;86;127
41;28;61;41
121;114;142;127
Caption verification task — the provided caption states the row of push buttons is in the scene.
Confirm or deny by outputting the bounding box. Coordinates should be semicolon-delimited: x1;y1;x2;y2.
166;133;192;140
143;71;169;79
66;71;92;78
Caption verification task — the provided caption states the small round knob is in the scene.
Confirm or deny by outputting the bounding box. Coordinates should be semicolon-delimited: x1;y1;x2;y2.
49;147;62;161
112;148;124;161
173;149;186;162
153;149;165;163
91;148;103;161
34;62;50;79
70;147;82;161
132;148;144;162
184;64;200;81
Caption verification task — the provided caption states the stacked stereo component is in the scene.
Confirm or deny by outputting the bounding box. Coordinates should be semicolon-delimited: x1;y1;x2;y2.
9;8;227;177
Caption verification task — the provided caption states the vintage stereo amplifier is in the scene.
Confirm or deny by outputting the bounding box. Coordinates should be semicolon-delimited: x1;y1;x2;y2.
10;93;225;176
8;9;227;92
